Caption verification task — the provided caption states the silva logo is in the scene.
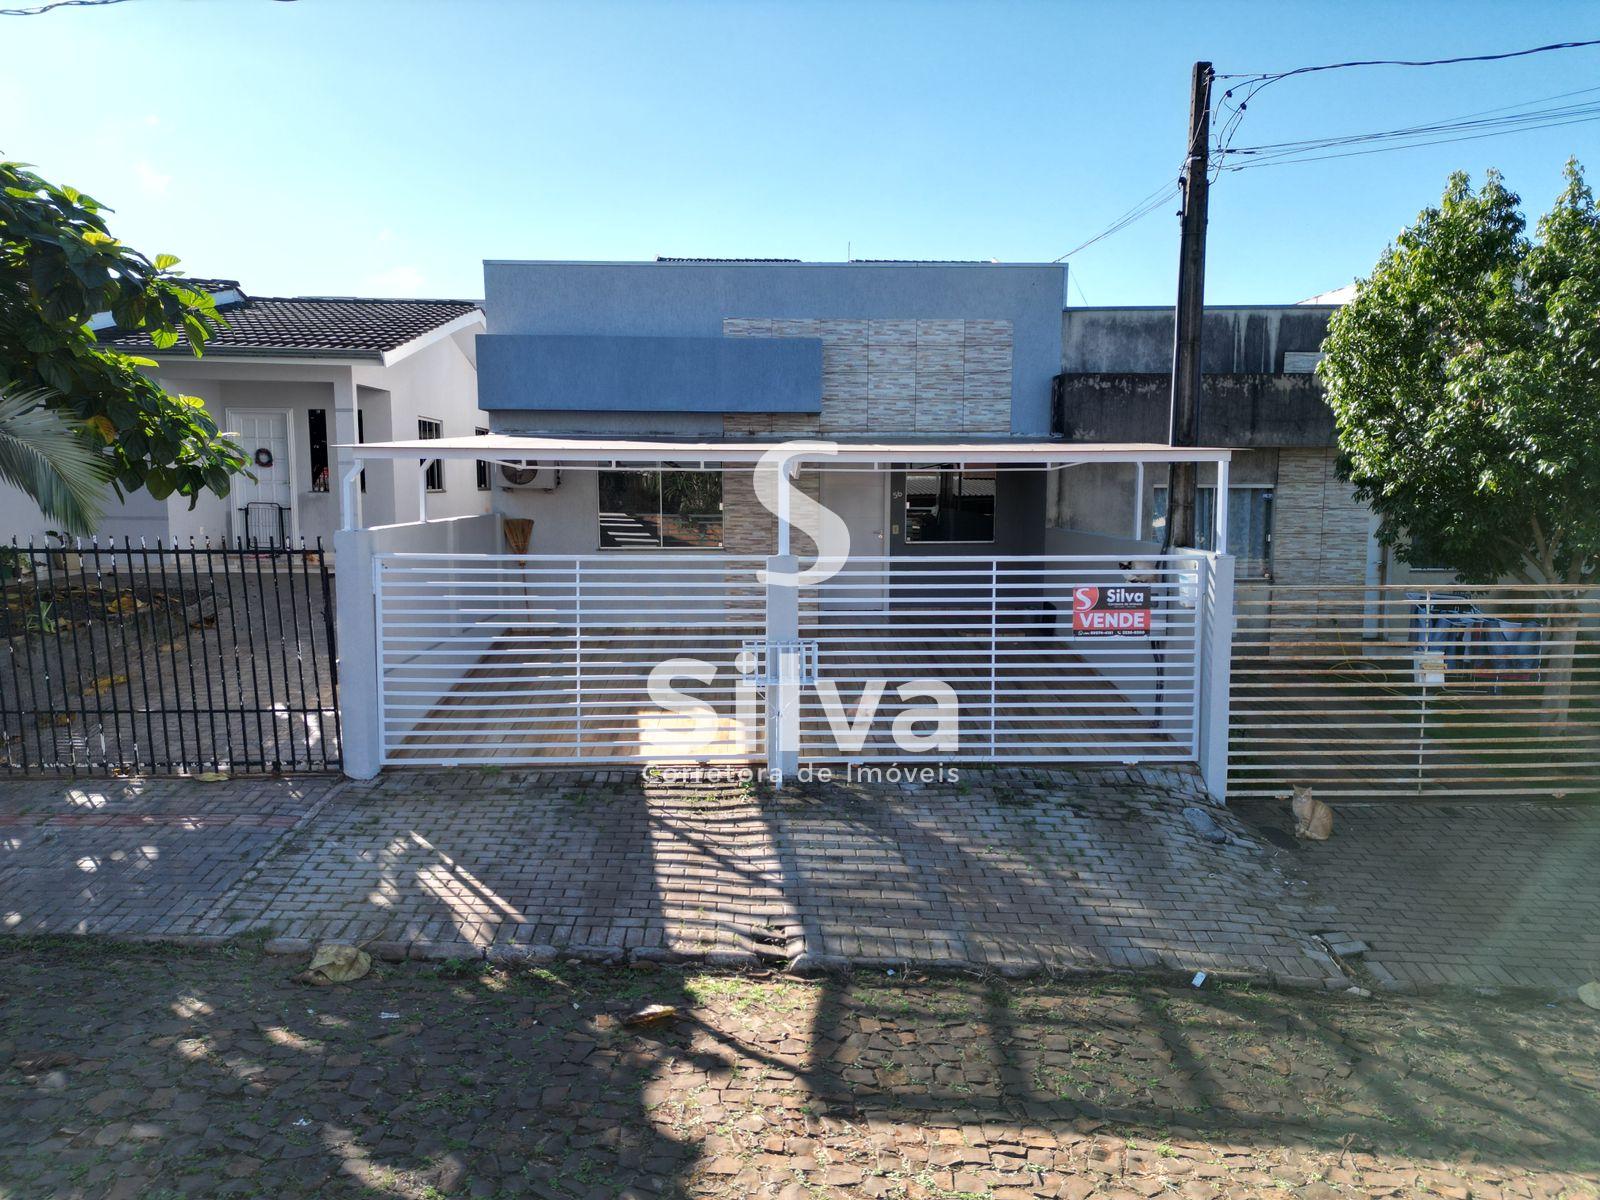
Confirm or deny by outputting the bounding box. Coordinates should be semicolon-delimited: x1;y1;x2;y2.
1072;584;1152;637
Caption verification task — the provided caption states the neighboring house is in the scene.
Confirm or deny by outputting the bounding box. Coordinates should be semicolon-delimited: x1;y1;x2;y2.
1051;298;1462;592
0;280;490;549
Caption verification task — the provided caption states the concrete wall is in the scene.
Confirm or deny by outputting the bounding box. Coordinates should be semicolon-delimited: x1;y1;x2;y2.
1053;372;1335;447
481;260;1065;434
1053;304;1370;592
1062;305;1337;374
334;512;503;778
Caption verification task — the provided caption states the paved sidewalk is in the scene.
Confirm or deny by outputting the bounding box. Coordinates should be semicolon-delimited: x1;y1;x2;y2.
0;775;341;937
1;767;1342;986
3;767;1598;992
1236;798;1600;992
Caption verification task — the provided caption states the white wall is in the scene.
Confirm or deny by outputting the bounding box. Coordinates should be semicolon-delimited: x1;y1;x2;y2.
495;469;598;554
334;512;503;778
356;331;489;528
165;377;336;546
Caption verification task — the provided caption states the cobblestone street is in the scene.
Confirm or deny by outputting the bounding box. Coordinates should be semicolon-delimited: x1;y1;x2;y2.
2;943;1597;1200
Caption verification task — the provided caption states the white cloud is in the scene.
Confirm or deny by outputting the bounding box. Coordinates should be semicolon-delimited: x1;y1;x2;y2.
134;161;170;195
364;265;427;295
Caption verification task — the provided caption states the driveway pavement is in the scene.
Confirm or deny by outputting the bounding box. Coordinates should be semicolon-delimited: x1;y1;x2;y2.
2;766;1597;993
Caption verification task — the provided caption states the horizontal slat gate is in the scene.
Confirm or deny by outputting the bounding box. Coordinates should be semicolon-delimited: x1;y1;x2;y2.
375;552;1211;770
1230;583;1600;800
376;554;767;764
797;556;1205;763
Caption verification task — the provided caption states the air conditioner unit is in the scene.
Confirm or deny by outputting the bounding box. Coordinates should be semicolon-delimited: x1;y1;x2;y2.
498;462;561;491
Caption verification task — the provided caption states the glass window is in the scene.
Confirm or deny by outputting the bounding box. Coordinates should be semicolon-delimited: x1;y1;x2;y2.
598;469;722;549
1403;531;1454;571
904;466;996;543
418;418;444;492
1152;486;1274;578
474;427;491;491
307;409;329;493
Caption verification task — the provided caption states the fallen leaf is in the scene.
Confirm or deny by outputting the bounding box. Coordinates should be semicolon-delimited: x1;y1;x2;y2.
623;1004;680;1027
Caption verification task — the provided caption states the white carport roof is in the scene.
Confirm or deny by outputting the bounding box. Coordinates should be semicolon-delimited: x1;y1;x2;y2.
341;434;1233;466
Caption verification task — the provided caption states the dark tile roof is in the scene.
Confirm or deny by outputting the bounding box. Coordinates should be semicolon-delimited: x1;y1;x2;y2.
99;289;480;359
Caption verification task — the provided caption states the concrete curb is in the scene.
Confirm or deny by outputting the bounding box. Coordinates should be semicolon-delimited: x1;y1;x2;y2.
5;928;1589;1002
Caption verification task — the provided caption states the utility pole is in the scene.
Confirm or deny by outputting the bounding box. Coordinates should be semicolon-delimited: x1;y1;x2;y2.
1163;60;1213;552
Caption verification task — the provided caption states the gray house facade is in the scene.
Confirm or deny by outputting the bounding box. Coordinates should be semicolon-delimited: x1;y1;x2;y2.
335;259;1236;787
475;259;1069;561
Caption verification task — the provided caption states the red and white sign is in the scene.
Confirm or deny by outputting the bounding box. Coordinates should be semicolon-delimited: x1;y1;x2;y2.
1072;585;1151;638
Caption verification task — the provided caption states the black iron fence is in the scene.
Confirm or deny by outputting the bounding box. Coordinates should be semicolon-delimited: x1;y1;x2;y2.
0;539;340;775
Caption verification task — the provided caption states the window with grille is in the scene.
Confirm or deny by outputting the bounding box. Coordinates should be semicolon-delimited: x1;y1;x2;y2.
903;466;996;543
418;417;444;492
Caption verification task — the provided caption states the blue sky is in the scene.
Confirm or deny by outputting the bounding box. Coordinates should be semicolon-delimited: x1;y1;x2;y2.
5;0;1597;305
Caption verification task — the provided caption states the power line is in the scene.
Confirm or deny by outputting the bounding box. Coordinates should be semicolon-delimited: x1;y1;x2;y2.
1210;37;1600;171
1050;180;1181;262
1220;93;1600;171
1213;38;1600;82
0;0;133;13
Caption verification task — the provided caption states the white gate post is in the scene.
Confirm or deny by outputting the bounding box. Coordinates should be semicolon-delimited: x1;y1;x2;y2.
765;554;800;785
1198;552;1236;803
332;526;383;779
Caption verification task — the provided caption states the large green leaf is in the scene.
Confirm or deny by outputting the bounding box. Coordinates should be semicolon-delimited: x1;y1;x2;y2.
0;388;111;535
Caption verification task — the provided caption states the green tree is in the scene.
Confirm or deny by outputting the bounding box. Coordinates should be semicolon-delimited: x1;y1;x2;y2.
0;160;247;523
1320;162;1600;588
1320;163;1599;718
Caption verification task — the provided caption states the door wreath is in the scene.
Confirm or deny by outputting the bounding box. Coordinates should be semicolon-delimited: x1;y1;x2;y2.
254;447;274;468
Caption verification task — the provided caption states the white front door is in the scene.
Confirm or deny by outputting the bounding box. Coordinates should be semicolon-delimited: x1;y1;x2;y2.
227;409;295;546
817;469;888;610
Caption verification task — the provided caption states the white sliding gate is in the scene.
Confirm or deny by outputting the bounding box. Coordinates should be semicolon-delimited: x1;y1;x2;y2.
375;553;768;765
373;551;1228;781
796;556;1207;764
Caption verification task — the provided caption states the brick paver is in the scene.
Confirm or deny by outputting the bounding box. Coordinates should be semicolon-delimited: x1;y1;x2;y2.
1;766;1344;985
1237;798;1600;992
207;766;1351;985
0;775;341;937
4;767;1598;994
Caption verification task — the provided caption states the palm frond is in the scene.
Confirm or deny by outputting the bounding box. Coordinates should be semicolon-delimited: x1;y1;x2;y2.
0;388;112;536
